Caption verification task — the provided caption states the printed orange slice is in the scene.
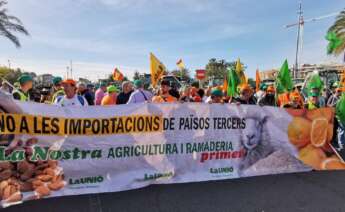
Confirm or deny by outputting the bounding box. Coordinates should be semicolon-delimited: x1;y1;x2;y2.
310;118;328;147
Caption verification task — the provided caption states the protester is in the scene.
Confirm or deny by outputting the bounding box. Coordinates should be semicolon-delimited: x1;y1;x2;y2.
40;88;51;104
310;86;326;107
328;82;339;100
77;82;94;105
204;86;213;103
256;83;267;103
54;79;88;107
51;76;65;103
116;81;133;104
87;83;95;100
169;86;180;99
189;87;202;102
101;85;118;106
327;88;342;107
12;74;33;102
209;88;223;104
285;91;304;109
232;84;256;105
95;82;107;105
258;85;275;106
0;81;11;95
179;86;192;103
127;80;153;104
197;89;205;103
305;90;322;110
152;80;177;103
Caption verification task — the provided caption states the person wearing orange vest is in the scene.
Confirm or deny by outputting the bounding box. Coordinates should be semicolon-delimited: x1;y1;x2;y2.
152;80;177;103
289;91;304;109
101;85;118;106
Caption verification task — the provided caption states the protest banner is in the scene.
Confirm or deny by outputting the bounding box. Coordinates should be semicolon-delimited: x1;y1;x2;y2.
0;93;339;207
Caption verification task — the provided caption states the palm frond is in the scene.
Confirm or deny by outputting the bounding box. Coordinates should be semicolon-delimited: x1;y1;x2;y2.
0;1;7;8
328;8;345;55
0;0;29;48
0;23;20;47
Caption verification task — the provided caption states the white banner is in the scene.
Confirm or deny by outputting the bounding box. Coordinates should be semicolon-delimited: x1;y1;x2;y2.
0;92;338;207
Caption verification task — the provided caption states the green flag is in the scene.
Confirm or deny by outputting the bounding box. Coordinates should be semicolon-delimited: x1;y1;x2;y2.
276;59;293;94
336;94;345;125
325;31;344;55
226;67;239;97
306;72;324;96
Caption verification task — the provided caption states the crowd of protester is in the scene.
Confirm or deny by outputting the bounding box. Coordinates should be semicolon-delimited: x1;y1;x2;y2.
0;74;343;111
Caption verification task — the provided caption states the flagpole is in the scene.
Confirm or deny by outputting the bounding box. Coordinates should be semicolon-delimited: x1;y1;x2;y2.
294;2;303;79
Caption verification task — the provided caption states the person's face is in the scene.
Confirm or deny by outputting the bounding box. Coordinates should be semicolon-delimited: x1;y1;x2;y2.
62;83;76;98
55;83;62;90
123;83;132;94
184;88;190;96
77;85;86;93
101;86;107;92
22;81;33;91
211;96;222;103
291;97;299;105
267;90;274;95
311;96;318;104
240;90;250;100
161;85;170;94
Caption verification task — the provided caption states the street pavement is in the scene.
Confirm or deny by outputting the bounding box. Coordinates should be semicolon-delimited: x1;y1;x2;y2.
3;171;345;212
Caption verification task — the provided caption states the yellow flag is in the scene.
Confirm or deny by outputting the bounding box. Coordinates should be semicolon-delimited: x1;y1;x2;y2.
236;58;247;85
150;53;167;88
176;59;185;70
255;69;261;92
113;68;124;81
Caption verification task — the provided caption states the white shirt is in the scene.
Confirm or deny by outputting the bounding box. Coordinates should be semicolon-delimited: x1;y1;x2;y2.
204;96;212;103
54;95;88;107
127;89;153;104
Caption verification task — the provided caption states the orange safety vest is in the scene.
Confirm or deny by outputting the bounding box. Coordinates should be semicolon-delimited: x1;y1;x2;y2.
152;95;176;103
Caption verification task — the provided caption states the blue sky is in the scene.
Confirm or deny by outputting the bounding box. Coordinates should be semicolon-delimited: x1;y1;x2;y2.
0;0;344;81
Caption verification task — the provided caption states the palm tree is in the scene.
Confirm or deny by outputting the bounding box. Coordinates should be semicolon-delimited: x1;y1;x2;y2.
328;9;345;55
0;0;29;48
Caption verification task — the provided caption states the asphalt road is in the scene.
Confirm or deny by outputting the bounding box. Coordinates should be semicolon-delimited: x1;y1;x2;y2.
2;171;345;212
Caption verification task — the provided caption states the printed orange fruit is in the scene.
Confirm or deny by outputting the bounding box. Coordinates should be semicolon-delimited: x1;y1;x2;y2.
327;124;334;143
285;108;306;117
306;108;334;122
310;118;328;147
288;117;311;148
299;144;326;170
320;157;345;170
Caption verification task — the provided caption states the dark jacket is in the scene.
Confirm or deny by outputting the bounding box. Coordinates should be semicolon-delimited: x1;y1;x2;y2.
80;89;94;106
258;94;276;106
116;90;133;104
233;96;257;105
